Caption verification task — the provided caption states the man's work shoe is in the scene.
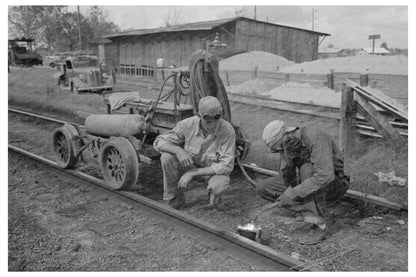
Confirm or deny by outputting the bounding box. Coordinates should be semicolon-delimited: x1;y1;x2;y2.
168;191;186;209
301;211;326;225
299;224;327;245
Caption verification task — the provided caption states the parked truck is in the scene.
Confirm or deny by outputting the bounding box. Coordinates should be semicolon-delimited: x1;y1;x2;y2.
8;38;43;67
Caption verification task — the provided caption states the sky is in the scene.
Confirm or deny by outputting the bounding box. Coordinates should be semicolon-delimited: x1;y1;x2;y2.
71;5;409;49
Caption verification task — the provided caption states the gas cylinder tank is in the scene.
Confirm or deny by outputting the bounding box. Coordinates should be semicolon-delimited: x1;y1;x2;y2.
85;114;146;137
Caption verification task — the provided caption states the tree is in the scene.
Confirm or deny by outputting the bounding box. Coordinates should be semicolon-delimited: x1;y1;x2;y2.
328;43;334;48
8;5;120;52
234;7;248;17
86;6;120;42
163;7;183;27
8;6;44;41
380;42;389;50
37;6;68;50
55;11;94;51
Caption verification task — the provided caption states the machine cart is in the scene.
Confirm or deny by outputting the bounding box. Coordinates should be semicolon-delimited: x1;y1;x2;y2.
51;34;250;190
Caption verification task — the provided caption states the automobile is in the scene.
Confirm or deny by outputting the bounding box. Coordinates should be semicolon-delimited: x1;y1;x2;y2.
71;54;99;67
47;52;73;68
53;58;117;94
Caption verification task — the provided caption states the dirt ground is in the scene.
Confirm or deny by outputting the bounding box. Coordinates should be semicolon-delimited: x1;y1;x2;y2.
8;111;408;271
8;152;262;271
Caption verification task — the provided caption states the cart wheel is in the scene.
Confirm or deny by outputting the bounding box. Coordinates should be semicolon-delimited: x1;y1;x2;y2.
52;126;78;169
100;137;139;190
235;127;250;161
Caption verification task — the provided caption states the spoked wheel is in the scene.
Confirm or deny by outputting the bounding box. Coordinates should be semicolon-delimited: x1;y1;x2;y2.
100;137;139;190
234;126;250;161
52;126;79;169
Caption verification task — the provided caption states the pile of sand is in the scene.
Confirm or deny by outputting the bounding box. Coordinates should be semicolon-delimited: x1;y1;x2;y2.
226;79;341;107
226;79;408;111
264;84;341;108
226;79;277;95
279;55;408;75
219;51;295;71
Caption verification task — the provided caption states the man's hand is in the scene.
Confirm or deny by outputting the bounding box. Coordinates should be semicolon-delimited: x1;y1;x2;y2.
175;149;193;168
178;172;194;188
276;187;299;208
283;136;302;159
276;193;295;208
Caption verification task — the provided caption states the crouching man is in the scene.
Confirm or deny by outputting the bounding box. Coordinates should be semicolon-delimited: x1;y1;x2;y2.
258;120;350;245
153;96;236;209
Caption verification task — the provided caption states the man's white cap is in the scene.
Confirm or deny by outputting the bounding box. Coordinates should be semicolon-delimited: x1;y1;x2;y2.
262;120;297;147
199;96;222;116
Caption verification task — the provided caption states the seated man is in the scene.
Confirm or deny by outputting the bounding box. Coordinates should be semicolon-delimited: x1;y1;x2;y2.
153;96;236;209
258;120;350;245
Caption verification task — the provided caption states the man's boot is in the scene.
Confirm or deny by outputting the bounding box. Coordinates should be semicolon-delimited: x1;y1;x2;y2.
208;191;222;207
299;224;327;245
168;190;186;209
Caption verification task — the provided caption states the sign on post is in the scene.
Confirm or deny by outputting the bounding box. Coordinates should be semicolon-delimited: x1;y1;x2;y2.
368;34;381;54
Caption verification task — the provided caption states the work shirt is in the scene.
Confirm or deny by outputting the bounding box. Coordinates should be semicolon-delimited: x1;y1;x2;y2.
153;116;236;175
281;127;344;198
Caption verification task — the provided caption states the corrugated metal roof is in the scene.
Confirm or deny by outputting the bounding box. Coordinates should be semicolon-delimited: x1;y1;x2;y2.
362;47;390;54
104;17;330;39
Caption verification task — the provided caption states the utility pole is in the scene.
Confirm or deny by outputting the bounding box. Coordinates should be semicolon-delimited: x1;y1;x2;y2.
254;6;257;20
312;8;315;31
77;6;82;51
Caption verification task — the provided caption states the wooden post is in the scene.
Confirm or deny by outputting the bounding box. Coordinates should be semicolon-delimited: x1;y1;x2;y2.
225;70;230;86
327;69;334;89
360;74;368;87
339;84;357;155
355;93;405;150
253;66;258;79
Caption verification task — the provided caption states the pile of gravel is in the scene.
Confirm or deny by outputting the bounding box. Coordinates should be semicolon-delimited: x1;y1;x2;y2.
219;51;295;72
226;79;276;95
279;55;408;75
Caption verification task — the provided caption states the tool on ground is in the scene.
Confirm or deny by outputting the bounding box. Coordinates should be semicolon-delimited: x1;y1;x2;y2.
236;198;304;242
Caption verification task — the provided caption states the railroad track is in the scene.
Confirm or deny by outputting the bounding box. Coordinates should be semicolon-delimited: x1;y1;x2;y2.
8;107;408;215
8;144;309;271
8;107;408;271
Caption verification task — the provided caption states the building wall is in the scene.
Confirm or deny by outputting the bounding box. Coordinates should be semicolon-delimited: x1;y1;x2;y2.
115;31;218;71
235;19;319;63
108;19;323;74
103;43;119;65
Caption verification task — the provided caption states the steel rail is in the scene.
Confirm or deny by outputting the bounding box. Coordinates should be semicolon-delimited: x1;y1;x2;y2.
8;144;310;271
8;107;408;214
8;107;75;125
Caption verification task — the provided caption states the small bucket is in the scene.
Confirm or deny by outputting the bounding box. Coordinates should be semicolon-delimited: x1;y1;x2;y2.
236;223;262;242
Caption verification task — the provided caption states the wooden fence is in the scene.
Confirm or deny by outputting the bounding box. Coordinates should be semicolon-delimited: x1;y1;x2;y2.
339;80;408;155
219;69;408;106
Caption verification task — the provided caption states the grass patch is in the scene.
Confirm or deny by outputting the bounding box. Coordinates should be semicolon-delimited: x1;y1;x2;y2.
8;67;107;117
8;67;408;206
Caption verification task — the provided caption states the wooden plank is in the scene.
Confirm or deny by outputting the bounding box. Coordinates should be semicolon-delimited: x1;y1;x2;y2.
357;124;407;137
256;71;287;79
345;80;408;120
233;160;409;213
357;115;408;130
345;190;407;212
339;84;357;155
355;93;405;149
356;115;408;129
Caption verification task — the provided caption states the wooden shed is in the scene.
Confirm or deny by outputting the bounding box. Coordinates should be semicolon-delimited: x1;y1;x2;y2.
103;17;330;76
